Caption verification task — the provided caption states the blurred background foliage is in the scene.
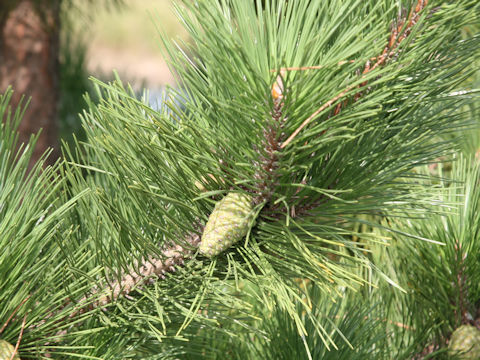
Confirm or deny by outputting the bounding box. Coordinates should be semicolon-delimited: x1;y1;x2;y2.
59;0;190;146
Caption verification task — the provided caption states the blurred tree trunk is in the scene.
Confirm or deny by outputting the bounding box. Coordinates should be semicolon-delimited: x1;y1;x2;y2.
0;0;60;165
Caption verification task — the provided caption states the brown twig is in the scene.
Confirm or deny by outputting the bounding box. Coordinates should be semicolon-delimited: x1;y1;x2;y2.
280;86;352;149
28;232;202;356
278;0;429;149
0;295;31;334
362;0;428;76
252;74;287;204
271;62;352;73
270;58;382;73
10;314;27;360
77;233;201;310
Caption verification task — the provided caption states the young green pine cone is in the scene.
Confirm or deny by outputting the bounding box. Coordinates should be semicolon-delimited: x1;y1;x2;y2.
448;325;480;360
199;192;254;258
0;340;20;360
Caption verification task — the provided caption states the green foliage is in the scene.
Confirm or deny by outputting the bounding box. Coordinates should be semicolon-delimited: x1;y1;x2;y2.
57;0;480;356
0;89;104;359
372;157;480;357
62;80;259;357
2;0;480;358
236;285;389;360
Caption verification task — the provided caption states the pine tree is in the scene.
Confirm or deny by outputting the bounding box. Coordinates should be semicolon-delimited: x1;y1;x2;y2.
0;0;123;166
1;0;479;358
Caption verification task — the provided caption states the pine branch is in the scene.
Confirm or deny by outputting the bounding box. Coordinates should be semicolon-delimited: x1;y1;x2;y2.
54;0;480;356
31;232;202;352
11;314;26;360
375;156;480;358
280;0;430;149
90;233;201;308
252;75;286;204
0;89;112;358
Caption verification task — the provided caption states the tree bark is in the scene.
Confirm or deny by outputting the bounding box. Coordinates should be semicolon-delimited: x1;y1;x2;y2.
0;0;60;166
